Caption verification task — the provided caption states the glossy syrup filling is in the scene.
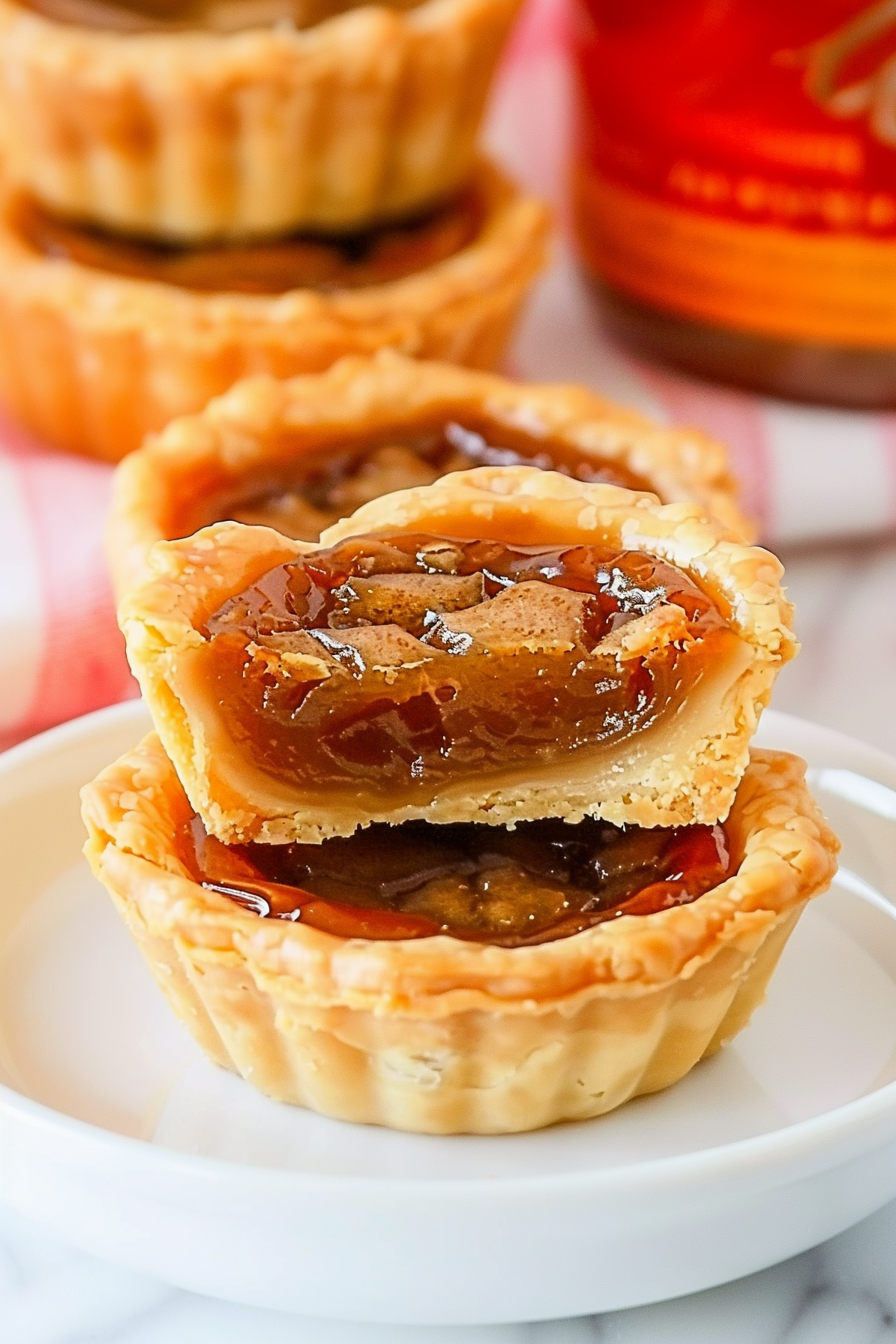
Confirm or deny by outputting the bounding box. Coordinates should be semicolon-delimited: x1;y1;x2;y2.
193;417;655;542
18;0;418;34
13;186;480;294
199;531;737;804
184;811;732;945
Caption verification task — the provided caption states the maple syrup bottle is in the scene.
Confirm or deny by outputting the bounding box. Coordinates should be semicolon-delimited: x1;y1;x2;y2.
571;0;896;408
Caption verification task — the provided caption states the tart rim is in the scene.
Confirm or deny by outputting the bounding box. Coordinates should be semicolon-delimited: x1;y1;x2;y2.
81;738;839;1013
107;348;753;598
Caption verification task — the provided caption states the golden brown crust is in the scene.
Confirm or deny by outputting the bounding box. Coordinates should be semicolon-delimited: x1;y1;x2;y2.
108;349;752;598
119;467;796;841
81;738;839;1132
0;159;549;461
0;0;521;239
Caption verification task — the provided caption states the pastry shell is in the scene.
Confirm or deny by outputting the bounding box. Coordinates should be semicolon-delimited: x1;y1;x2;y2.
0;0;521;240
0;158;548;461
108;348;753;598
119;466;796;842
80;739;839;1134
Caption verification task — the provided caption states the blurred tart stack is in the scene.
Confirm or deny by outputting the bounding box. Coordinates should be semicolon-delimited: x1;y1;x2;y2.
0;0;549;459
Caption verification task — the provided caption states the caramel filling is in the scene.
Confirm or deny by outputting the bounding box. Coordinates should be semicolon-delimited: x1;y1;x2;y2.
199;532;737;807
17;0;418;34
196;418;655;542
13;187;480;294
184;811;731;945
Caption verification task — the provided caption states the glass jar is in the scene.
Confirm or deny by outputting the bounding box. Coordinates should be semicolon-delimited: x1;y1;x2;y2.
571;0;896;407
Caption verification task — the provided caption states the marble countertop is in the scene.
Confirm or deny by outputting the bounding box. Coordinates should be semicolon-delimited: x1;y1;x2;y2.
3;530;896;1344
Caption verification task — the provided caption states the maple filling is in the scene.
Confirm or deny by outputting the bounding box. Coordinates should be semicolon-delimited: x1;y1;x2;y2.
198;531;739;807
12;185;480;294
18;0;418;35
183;810;732;945
191;417;655;542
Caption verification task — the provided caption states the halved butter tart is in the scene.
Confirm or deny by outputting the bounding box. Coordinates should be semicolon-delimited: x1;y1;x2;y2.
108;350;752;598
119;466;795;844
0;159;547;460
81;736;838;1133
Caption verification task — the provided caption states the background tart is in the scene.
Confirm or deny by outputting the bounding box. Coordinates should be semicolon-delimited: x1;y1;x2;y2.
80;737;839;1134
0;159;549;461
0;0;522;240
108;349;752;598
119;467;796;843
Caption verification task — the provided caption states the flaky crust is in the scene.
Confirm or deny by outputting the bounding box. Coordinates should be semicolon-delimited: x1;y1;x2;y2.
119;467;796;841
108;349;752;598
81;739;839;1133
0;0;521;239
0;159;548;461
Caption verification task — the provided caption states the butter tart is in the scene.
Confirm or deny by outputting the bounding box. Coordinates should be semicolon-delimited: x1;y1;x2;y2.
0;160;549;461
108;350;752;598
81;737;838;1133
119;467;795;844
0;0;521;240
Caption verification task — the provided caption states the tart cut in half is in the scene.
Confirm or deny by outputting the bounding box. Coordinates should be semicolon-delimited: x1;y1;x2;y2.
0;0;521;240
120;466;796;843
81;738;839;1134
108;349;752;598
0;159;548;460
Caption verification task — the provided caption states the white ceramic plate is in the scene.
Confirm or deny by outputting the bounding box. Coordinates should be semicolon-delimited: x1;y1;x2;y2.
1;703;896;1325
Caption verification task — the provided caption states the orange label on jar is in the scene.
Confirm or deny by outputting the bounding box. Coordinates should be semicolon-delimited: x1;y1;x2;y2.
572;0;896;347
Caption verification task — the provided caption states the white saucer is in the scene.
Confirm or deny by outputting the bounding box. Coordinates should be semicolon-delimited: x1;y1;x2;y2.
2;703;896;1325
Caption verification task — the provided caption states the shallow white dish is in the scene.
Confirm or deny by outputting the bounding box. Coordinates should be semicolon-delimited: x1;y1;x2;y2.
1;703;896;1324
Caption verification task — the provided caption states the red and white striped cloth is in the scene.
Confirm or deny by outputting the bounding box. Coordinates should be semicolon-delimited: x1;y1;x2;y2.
0;416;136;751
2;0;896;749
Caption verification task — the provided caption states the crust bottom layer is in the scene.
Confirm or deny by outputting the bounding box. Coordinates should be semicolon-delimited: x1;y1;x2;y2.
110;892;803;1133
82;739;838;1134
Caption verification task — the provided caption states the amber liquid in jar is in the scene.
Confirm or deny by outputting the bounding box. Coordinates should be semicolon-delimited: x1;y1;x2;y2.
572;0;896;408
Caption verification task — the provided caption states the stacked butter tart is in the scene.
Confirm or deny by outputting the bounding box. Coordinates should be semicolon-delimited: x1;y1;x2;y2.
82;464;838;1133
0;0;547;459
